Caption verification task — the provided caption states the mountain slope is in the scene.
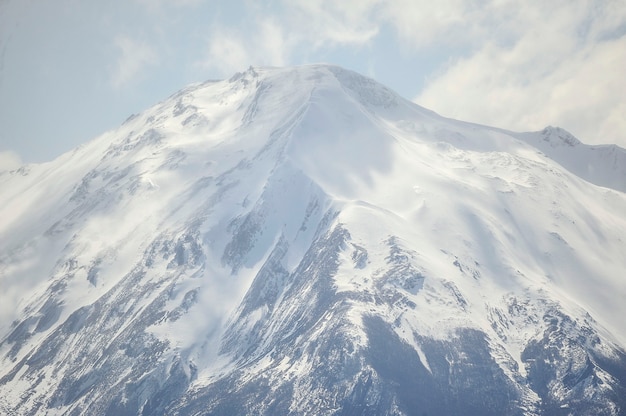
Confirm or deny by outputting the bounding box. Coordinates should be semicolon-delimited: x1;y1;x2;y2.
1;64;626;415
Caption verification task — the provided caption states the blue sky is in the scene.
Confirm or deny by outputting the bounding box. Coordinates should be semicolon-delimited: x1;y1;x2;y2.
1;0;625;168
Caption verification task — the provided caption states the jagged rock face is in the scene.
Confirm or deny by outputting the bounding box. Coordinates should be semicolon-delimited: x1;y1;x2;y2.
1;65;626;415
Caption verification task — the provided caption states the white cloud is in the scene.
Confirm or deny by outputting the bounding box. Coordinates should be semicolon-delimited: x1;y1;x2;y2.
382;0;489;48
0;150;22;171
411;0;626;146
284;0;380;47
109;35;158;88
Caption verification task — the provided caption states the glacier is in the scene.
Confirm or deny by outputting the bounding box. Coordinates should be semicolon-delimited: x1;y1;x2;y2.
1;64;626;415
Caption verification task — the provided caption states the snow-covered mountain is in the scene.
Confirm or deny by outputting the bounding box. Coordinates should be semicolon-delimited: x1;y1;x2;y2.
1;64;626;415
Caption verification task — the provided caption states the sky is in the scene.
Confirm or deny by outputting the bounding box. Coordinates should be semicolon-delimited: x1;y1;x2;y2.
0;0;625;169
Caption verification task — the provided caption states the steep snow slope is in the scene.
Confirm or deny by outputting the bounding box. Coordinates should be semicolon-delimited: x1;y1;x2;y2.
1;64;626;415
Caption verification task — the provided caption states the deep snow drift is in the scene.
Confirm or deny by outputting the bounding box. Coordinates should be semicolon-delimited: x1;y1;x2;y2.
1;64;626;415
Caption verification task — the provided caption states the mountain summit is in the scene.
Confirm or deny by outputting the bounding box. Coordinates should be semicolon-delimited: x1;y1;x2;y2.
1;64;626;415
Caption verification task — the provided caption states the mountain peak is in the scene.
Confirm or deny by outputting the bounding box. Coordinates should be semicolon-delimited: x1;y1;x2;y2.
515;125;626;192
1;65;626;415
540;125;581;147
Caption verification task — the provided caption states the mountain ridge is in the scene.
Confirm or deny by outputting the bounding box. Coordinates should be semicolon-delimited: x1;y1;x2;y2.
3;65;625;192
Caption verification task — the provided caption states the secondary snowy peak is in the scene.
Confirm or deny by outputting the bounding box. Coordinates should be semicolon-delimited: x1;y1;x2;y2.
537;126;582;147
1;64;626;415
515;126;626;193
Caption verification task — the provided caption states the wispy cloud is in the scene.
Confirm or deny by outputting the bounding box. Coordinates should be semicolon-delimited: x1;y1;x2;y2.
0;149;22;171
203;29;251;75
109;35;158;89
199;1;379;76
285;0;380;47
134;0;204;14
201;18;291;75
